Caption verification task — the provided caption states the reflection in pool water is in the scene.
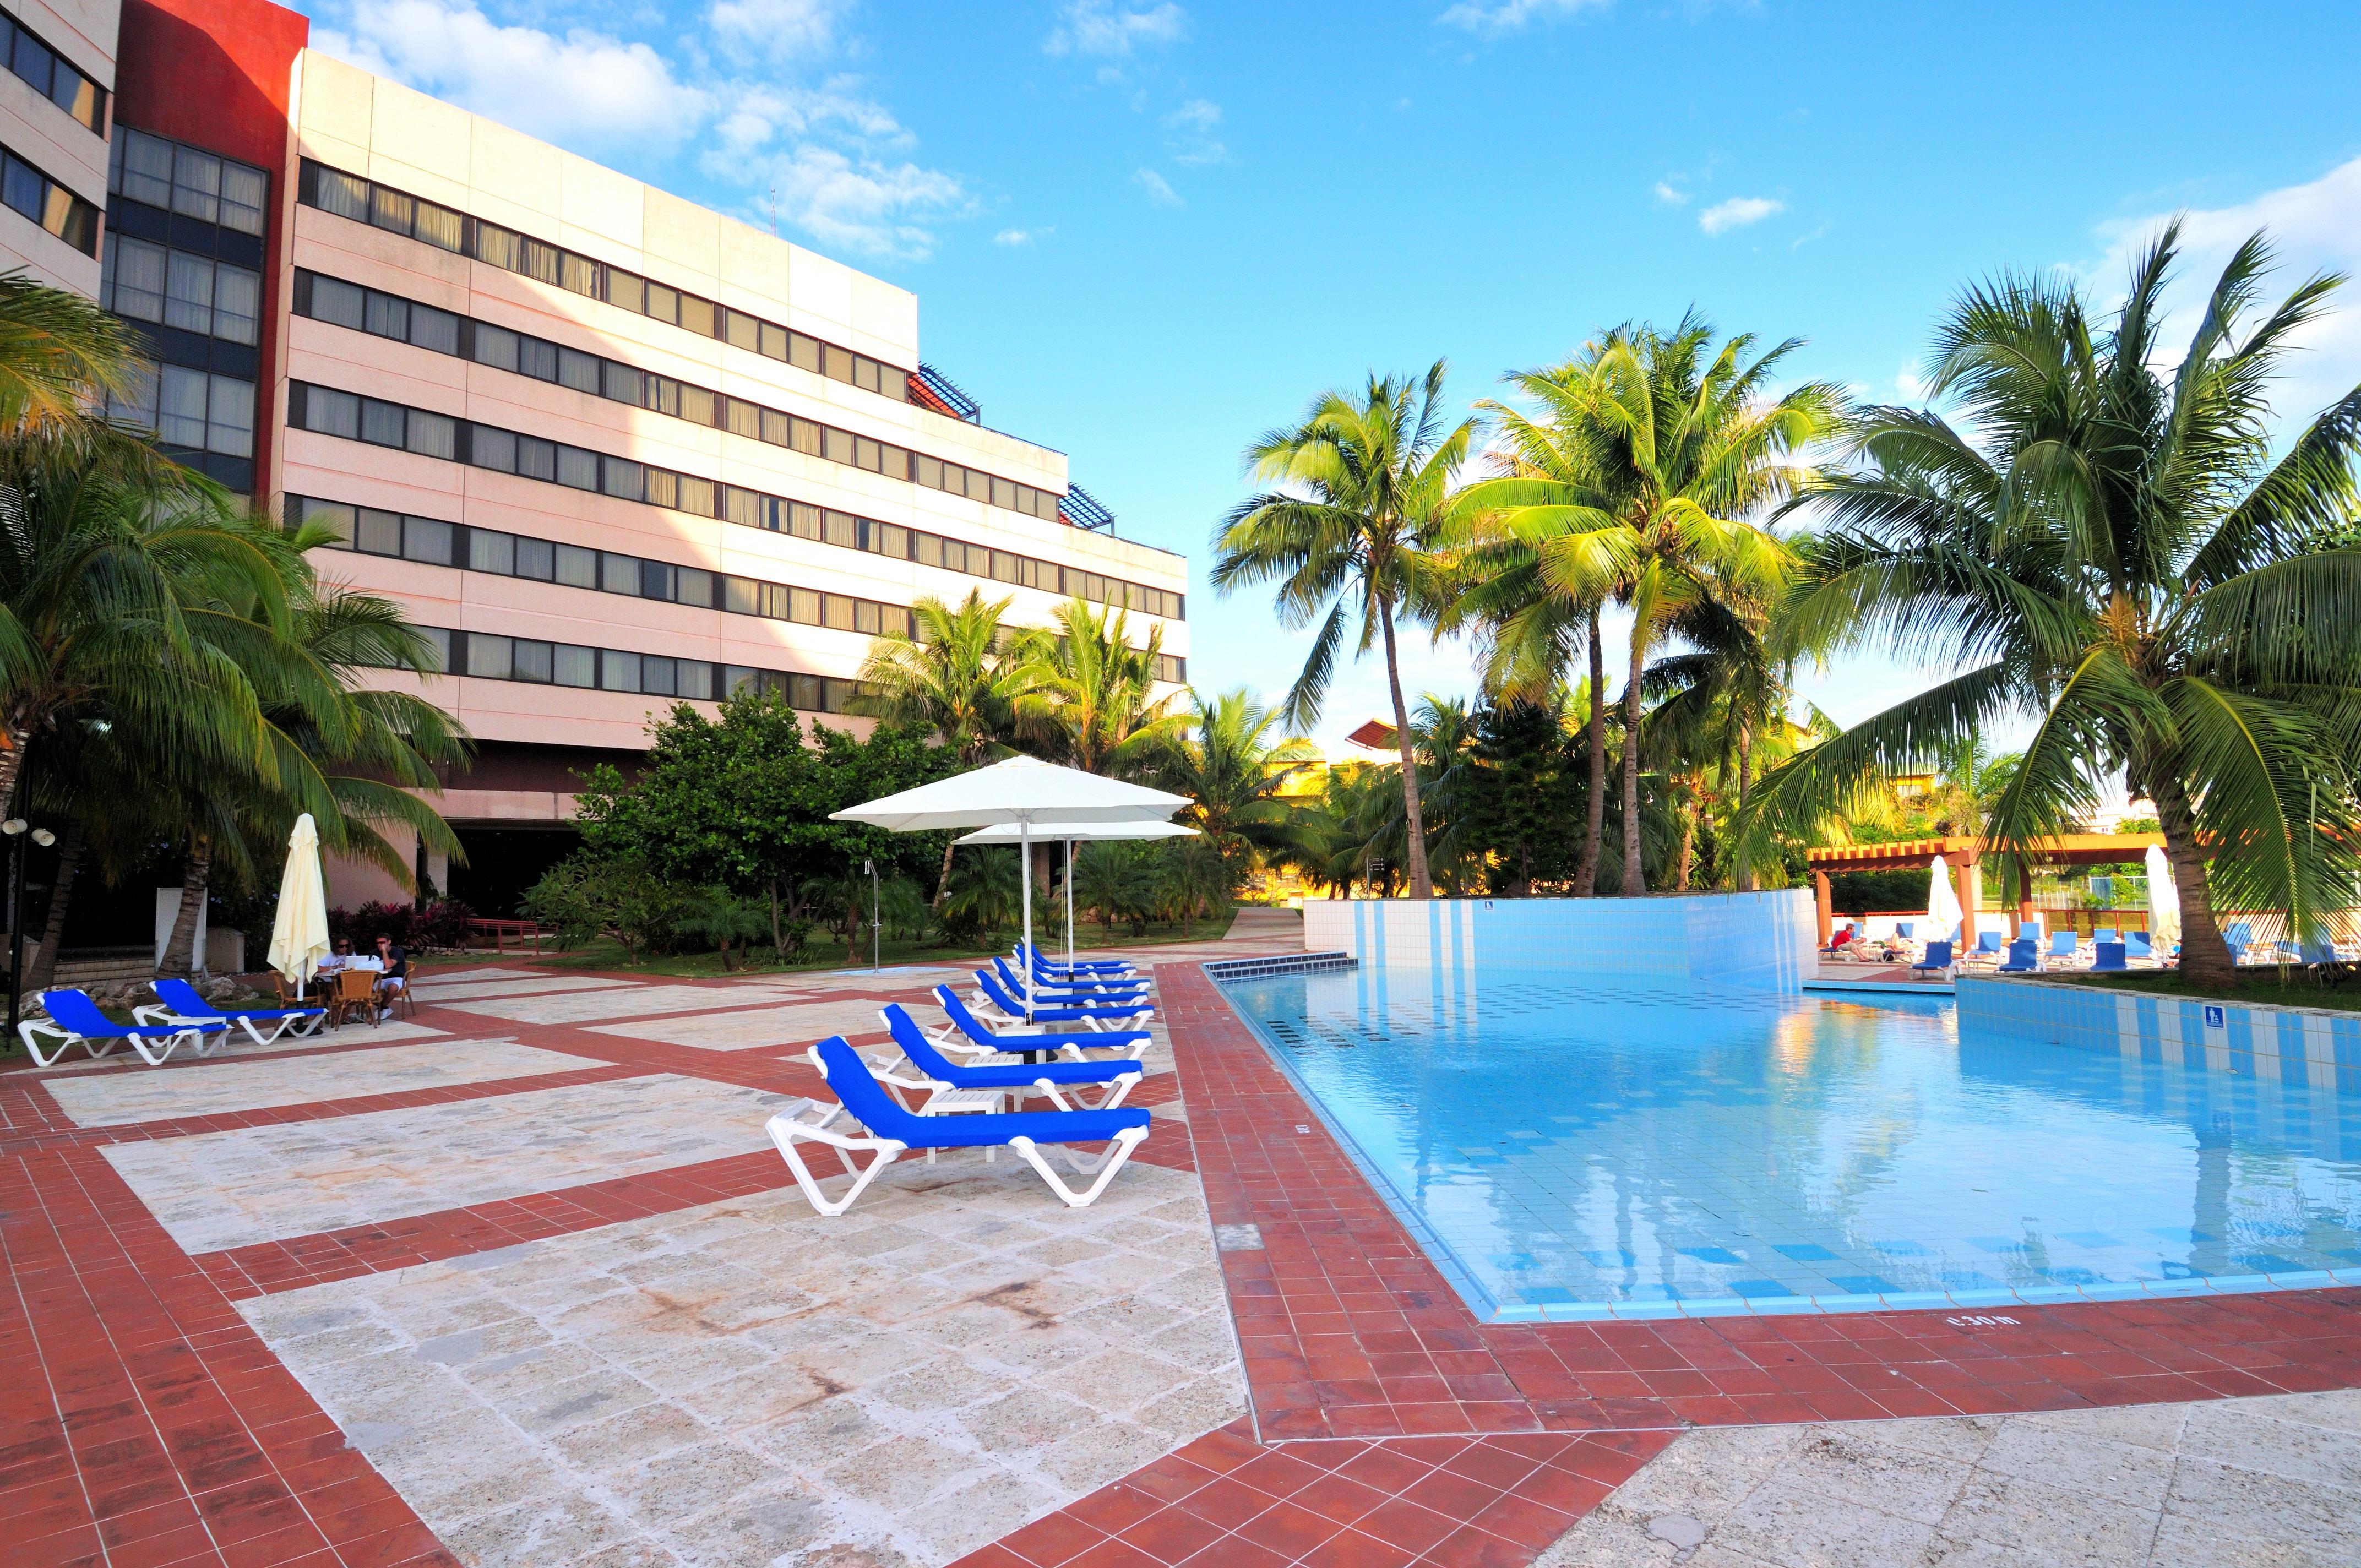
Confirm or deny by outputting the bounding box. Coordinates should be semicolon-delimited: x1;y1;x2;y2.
1215;961;2361;1321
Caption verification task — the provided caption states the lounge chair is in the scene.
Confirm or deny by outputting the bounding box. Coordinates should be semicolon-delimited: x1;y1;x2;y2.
2048;932;2080;965
768;1036;1152;1215
2125;932;2155;962
1018;942;1137;981
136;978;326;1047
2092;941;2128;972
2093;928;2119;946
1967;931;2005;967
882;1004;1143;1110
20;988;229;1067
992;955;1151;1002
929;985;1152;1061
1910;940;1954;979
1996;939;2041;974
2017;921;2044;943
974;970;1156;1031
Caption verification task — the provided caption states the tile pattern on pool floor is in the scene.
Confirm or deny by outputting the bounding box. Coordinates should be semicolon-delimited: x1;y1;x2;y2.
1216;966;2361;1321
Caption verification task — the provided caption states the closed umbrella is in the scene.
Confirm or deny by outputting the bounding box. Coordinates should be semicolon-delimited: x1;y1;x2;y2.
833;758;1189;1019
956;818;1200;967
2145;843;2180;952
1926;856;1963;943
267;814;331;998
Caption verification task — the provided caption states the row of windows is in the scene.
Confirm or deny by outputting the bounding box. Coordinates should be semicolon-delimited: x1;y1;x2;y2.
289;494;1189;684
3;12;104;133
105;365;255;458
292;268;1067;524
299;160;918;410
102;236;260;345
1;140;95;254
109;127;268;237
389;625;866;713
283;381;1187;621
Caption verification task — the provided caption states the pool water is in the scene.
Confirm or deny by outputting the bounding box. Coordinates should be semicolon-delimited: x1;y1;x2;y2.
1216;963;2361;1321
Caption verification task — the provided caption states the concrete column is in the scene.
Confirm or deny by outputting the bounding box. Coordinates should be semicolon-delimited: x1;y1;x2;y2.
1955;855;1979;949
1814;869;1832;948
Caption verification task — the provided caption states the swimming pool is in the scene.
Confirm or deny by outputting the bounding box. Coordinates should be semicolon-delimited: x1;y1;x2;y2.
1215;961;2361;1321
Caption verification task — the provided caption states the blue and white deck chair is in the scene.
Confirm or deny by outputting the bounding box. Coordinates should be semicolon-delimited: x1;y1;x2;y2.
1971;931;2004;962
1895;921;1915;940
992;955;1150;1003
2125;932;2155;961
1018;941;1136;980
930;986;1151;1060
2092;928;2119;946
137;978;325;1047
882;1004;1141;1110
20;988;229;1067
1996;940;2041;974
975;970;1156;1030
1910;940;1954;977
768;1036;1151;1215
2048;932;2080;962
2092;941;2128;972
2017;920;2043;943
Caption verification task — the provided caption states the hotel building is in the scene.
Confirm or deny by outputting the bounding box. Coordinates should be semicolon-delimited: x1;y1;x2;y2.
0;0;1189;915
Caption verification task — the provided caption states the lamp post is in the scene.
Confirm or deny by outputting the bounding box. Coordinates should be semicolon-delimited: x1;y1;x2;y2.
5;816;57;1035
862;858;878;972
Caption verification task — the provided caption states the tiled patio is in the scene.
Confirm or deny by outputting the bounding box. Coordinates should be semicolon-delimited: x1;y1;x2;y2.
3;939;2357;1567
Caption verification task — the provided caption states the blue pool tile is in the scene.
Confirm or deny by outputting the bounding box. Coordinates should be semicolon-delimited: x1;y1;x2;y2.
1726;1278;1795;1298
1580;1248;1638;1268
2236;1254;2306;1273
2039;1267;2104;1285
1827;1275;1901;1294
2056;1232;2122;1248
1965;1237;2028;1254
1772;1244;1840;1262
1873;1240;1932;1256
1940;1270;2005;1290
1678;1247;1745;1265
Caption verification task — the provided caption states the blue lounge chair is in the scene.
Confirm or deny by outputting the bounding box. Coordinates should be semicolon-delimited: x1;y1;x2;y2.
769;1036;1151;1215
19;988;229;1067
882;1004;1142;1110
136;978;326;1047
1018;941;1136;980
2125;932;2154;961
1895;921;1914;940
975;970;1156;1030
2092;928;2119;946
1910;940;1954;978
2300;940;2341;967
991;956;1151;1005
2048;932;2080;963
2093;941;2128;972
1996;940;2041;974
930;986;1151;1060
1966;931;2004;966
995;954;1150;994
2017;920;2043;943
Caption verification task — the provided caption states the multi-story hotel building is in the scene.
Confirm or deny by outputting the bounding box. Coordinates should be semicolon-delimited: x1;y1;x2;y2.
1;0;1189;915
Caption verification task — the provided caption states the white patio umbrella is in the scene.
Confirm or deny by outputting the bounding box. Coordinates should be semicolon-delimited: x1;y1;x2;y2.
2145;843;2180;952
831;757;1189;1019
956;818;1200;968
266;814;331;998
1926;856;1963;944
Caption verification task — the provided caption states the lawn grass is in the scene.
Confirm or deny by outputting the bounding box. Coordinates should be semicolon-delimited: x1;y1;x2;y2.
2044;966;2361;1015
451;906;1244;981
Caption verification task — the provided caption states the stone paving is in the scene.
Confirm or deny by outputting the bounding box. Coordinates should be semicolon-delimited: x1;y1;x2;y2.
3;935;2358;1568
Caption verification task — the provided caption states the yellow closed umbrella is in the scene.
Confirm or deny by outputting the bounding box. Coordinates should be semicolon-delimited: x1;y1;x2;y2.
268;814;331;997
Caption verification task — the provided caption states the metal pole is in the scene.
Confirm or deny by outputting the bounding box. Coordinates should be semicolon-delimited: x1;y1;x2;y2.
865;858;878;972
5;832;22;1039
1065;838;1075;968
1019;818;1033;1023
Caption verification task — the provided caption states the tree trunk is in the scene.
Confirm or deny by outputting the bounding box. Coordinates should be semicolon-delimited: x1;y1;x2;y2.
1378;598;1434;900
25;821;83;989
1733;722;1756;892
2152;769;2232;987
1672;797;1695;892
768;879;786;958
1620;611;1649;895
0;725;29;832
160;841;211;976
1577;610;1607;897
933;839;956;909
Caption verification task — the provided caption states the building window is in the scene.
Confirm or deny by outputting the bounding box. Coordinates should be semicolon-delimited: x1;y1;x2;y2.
3;14;106;133
0;146;97;255
109;126;266;236
101;236;166;320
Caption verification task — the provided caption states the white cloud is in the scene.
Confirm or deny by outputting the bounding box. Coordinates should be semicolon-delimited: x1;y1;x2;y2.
1894;363;1928;402
1438;0;1611;36
314;0;710;152
1652;179;1687;206
1698;195;1782;235
1163;97;1226;165
994;226;1052;246
1045;1;1187;58
726;143;974;260
1135;167;1183;206
706;0;850;58
2093;155;2361;440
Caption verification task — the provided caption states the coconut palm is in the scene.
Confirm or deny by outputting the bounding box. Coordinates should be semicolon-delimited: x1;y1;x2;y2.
1163;688;1318;890
847;589;1035;904
1749;224;2361;986
0;267;146;434
1013;599;1189;778
1212;363;1473;899
1452;319;1843;893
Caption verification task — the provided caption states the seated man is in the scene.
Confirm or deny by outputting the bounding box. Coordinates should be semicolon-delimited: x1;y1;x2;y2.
316;937;353;974
373;934;409;1020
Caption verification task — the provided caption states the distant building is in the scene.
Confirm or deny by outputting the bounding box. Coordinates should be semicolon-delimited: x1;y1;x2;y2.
5;0;1189;914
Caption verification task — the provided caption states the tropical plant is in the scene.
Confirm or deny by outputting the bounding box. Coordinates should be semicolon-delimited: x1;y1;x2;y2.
0;266;145;434
940;845;1021;943
679;885;771;970
1163;687;1317;896
1212;363;1475;898
521;854;684;962
1452;317;1843;892
1074;840;1160;934
847;589;1036;903
1014;598;1189;777
1157;836;1232;934
1748;224;2361;986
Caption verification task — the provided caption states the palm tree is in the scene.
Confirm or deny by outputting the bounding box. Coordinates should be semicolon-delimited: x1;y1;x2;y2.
1452;319;1842;893
1164;688;1318;891
0;267;145;434
1750;225;2361;987
1212;363;1473;899
1014;599;1189;777
847;589;1034;903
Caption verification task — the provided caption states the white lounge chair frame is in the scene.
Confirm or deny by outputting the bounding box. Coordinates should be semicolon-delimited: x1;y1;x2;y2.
17;1015;219;1068
133;1003;320;1048
765;1101;1150;1217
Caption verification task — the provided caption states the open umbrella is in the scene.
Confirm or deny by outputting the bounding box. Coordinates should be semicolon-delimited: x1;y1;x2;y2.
2145;843;2180;952
832;757;1189;1018
267;814;331;998
956;818;1200;967
1926;856;1963;944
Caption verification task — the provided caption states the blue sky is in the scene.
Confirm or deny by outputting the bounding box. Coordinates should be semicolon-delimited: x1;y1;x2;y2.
301;0;2361;749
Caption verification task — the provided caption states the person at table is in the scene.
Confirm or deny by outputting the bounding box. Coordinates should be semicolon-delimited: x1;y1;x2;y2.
374;934;408;1020
316;938;354;975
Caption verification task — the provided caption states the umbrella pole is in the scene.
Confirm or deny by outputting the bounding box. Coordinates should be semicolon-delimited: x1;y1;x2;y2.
1020;819;1035;1023
1065;839;1075;969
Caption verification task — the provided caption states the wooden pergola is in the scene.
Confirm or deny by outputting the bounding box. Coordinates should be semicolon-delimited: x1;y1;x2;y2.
1804;832;2167;948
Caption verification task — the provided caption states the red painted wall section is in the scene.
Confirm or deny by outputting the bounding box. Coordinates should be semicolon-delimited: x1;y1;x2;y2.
114;0;309;502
